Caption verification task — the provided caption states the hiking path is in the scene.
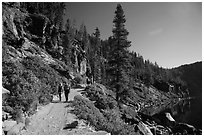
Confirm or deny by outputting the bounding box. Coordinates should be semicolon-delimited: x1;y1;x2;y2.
19;88;108;135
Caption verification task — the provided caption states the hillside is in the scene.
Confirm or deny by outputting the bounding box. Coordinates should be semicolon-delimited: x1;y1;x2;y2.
171;61;202;97
2;2;201;135
2;2;74;115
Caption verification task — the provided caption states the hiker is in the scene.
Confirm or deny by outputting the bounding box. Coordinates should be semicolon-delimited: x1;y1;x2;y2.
86;77;91;86
64;82;71;102
58;82;63;102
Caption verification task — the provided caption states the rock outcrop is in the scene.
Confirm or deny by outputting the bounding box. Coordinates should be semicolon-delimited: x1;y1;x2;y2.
2;2;71;77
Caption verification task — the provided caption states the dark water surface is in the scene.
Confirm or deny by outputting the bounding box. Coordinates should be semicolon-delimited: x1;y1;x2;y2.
167;97;202;129
140;97;202;129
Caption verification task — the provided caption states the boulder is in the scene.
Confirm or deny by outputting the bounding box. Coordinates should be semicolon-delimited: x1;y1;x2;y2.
153;112;176;128
164;112;176;127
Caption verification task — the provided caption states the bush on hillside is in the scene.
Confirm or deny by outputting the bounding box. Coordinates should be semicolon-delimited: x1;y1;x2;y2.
72;95;137;135
94;94;117;110
85;83;116;97
2;59;36;111
84;84;118;109
2;53;62;116
72;95;107;129
102;109;136;135
21;56;61;94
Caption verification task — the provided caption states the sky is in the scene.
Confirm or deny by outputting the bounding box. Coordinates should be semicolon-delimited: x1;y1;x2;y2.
64;2;202;68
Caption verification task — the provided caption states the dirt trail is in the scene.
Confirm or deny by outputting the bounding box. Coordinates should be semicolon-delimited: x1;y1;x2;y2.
19;88;107;135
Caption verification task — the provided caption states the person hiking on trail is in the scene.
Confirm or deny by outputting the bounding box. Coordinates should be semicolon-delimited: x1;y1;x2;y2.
86;77;91;86
64;82;71;102
58;82;63;102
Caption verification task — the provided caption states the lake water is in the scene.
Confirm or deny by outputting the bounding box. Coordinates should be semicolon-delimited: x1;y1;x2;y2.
167;97;202;130
140;97;202;130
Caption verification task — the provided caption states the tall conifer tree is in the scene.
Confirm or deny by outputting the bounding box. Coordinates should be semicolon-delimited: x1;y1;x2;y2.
93;27;102;83
107;4;131;101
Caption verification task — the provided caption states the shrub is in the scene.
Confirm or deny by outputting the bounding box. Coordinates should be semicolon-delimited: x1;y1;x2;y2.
12;108;24;123
21;56;61;94
72;95;107;130
85;83;106;96
85;83;116;98
72;95;136;135
94;94;117;110
102;109;136;135
2;54;61;116
84;84;118;109
3;59;36;112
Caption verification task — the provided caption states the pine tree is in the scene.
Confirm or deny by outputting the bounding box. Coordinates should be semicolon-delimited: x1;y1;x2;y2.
81;25;89;51
93;27;102;83
87;27;102;83
107;4;131;101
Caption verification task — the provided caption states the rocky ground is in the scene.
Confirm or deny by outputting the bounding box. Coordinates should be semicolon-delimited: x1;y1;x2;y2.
2;87;109;135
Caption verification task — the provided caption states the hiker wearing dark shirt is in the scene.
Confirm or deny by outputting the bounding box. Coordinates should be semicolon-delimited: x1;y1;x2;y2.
64;82;71;102
58;82;63;102
86;77;91;85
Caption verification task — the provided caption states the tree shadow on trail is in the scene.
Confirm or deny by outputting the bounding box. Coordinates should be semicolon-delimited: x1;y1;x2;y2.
63;121;78;130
